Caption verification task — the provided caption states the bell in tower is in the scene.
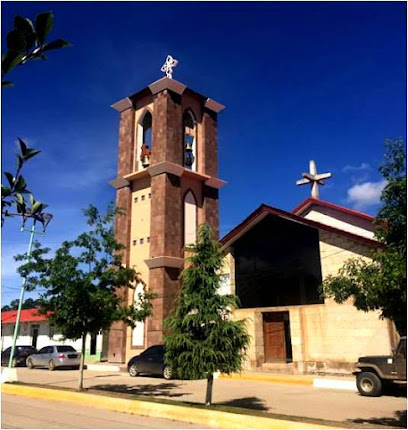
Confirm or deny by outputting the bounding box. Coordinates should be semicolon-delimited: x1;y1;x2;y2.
107;57;226;364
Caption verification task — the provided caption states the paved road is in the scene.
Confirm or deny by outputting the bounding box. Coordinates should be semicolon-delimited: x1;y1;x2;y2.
2;393;209;429
3;367;407;428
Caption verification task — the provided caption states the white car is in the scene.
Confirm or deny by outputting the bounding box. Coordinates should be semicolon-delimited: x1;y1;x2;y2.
26;345;81;370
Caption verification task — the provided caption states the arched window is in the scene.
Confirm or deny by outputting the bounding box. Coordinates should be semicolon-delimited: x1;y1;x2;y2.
132;283;145;346
137;111;153;170
183;111;197;171
184;191;197;245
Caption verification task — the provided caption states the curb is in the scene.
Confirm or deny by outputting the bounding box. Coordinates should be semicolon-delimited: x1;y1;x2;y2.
219;373;356;391
2;383;338;429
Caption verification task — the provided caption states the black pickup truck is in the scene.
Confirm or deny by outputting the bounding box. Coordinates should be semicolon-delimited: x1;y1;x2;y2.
354;336;406;396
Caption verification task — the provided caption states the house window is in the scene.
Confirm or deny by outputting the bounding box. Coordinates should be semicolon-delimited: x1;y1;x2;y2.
49;324;55;339
148;193;151;199
147;237;150;243
134;197;138;203
133;240;137;246
140;238;144;245
141;195;145;201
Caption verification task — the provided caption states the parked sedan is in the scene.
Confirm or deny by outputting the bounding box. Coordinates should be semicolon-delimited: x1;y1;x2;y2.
26;345;81;370
1;346;37;367
127;345;172;379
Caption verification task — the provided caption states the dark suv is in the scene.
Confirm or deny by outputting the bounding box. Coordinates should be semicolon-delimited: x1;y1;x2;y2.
355;336;406;396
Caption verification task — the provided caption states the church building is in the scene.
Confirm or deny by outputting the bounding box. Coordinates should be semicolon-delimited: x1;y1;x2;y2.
220;193;399;374
107;62;398;374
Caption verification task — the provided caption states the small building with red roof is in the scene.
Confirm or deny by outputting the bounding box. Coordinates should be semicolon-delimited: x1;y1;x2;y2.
1;308;103;361
218;198;398;375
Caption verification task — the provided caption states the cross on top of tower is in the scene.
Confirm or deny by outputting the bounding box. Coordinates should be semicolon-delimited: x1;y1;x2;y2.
296;160;332;199
161;55;178;79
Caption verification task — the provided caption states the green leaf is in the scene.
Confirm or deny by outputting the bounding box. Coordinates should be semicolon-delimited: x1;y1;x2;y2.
15;193;24;204
14;175;27;192
15;200;26;214
17;155;24;170
7;29;27;53
42;39;71;52
4;172;14;188
35;12;54;45
18;138;27;156
1;185;11;197
2;81;14;88
2;50;23;75
31;201;45;214
14;16;36;51
24;148;41;161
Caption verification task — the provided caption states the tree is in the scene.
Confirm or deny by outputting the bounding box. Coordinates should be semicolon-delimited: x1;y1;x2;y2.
1;298;42;311
164;224;250;405
322;138;407;335
16;204;156;390
2;11;71;87
2;11;71;227
1;139;46;227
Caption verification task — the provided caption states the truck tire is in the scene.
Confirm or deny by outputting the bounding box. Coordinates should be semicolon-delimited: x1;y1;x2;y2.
357;372;382;397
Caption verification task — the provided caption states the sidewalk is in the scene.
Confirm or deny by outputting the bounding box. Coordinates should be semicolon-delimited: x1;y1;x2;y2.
85;362;357;391
2;366;406;428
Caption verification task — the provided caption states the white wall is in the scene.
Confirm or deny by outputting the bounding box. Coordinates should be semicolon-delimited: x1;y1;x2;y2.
1;321;102;354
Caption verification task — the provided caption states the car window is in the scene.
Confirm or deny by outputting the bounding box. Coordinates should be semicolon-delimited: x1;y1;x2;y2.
142;345;163;356
396;340;406;358
3;347;11;354
57;346;76;353
38;347;51;354
48;346;55;354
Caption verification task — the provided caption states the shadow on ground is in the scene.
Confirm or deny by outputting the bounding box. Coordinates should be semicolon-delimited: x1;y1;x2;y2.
347;410;407;429
91;383;190;398
218;396;269;411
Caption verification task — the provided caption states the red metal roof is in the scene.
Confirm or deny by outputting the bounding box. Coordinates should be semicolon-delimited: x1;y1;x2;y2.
220;204;382;249
292;197;375;221
1;308;51;324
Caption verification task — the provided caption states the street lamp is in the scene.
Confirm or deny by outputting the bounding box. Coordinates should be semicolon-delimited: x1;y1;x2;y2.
4;212;53;379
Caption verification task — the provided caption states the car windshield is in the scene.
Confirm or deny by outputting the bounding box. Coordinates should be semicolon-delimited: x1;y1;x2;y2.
16;346;35;351
56;346;76;353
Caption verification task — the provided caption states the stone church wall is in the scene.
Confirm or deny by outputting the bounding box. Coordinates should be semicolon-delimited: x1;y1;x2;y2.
227;230;397;375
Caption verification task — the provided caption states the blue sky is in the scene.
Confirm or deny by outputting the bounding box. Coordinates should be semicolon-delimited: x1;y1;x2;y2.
1;2;406;304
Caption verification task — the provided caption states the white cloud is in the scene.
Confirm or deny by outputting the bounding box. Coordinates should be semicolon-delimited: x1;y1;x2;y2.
347;180;386;210
342;162;371;173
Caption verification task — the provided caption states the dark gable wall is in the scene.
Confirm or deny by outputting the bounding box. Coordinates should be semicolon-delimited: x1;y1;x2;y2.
234;215;323;308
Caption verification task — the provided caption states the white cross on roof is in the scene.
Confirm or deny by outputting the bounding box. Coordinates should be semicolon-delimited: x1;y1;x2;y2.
296;160;332;199
161;55;178;79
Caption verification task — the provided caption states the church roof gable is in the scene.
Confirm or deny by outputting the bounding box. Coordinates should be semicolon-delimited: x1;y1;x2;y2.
220;204;382;250
293;197;375;222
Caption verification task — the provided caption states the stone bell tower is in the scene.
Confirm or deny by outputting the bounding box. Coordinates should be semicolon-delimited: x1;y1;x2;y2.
107;62;226;363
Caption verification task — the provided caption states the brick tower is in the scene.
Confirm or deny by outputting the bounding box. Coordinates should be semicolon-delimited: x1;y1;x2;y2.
107;76;226;363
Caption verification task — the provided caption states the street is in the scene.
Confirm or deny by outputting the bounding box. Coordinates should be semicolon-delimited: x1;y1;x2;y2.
2;394;210;429
1;367;406;428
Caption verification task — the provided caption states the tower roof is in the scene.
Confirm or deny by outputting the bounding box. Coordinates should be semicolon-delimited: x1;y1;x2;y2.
111;77;225;113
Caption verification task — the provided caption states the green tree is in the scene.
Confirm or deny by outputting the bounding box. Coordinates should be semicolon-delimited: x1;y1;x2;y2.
1;297;42;311
2;11;71;87
164;224;250;405
16;204;156;390
322;138;407;335
2;11;71;227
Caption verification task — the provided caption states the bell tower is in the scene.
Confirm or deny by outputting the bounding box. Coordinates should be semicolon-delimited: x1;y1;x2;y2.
107;66;226;363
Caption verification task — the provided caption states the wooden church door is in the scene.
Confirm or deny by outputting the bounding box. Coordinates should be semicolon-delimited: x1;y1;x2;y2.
263;312;287;362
